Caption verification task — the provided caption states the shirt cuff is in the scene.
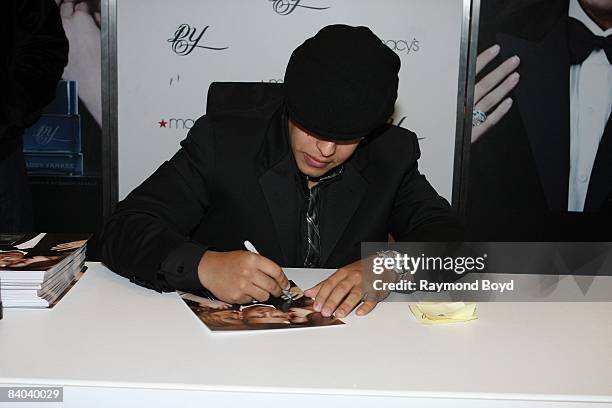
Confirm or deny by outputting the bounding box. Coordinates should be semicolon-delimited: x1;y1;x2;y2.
160;241;207;291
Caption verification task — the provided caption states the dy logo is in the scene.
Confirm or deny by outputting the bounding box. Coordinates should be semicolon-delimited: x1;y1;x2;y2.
34;125;60;145
167;24;229;56
269;0;330;15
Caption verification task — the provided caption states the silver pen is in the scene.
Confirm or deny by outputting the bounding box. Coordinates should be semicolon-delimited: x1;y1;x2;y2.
244;240;293;300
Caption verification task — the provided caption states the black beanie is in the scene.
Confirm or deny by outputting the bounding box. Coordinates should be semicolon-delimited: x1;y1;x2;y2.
284;24;400;141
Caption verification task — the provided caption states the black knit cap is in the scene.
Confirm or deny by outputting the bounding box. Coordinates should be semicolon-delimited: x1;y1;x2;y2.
284;24;400;141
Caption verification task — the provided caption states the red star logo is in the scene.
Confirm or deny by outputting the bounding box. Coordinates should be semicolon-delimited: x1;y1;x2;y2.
158;119;167;128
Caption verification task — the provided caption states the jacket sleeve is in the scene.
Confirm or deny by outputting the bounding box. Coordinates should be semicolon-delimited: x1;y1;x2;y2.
99;116;216;292
0;0;68;140
388;136;464;241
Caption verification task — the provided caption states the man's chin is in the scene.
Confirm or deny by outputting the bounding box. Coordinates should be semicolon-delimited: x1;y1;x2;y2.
297;162;329;178
306;170;328;178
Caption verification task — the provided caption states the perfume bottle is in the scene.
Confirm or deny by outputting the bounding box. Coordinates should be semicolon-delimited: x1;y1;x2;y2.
23;80;83;176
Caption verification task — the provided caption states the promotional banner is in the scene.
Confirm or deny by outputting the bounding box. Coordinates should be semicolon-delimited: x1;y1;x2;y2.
116;0;467;201
467;0;612;240
24;0;104;233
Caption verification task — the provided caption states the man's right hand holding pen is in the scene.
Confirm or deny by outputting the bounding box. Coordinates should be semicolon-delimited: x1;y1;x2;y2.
197;250;290;304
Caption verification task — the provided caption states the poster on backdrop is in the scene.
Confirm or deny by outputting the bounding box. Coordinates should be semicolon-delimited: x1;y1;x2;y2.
23;0;104;233
467;0;612;241
116;0;466;201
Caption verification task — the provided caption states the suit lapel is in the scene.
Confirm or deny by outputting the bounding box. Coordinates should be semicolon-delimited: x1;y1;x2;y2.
319;162;368;265
256;107;300;265
585;114;612;211
258;153;299;265
497;17;571;211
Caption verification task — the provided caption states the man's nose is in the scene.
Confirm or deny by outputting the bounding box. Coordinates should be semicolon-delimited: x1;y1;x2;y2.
316;140;336;157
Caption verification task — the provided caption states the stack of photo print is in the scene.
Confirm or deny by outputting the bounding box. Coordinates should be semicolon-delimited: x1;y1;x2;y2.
0;233;90;308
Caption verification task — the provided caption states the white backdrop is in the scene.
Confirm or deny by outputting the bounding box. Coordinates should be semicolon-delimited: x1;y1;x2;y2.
117;0;465;200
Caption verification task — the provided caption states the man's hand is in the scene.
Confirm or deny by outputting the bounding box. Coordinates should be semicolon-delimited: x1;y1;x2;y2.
197;250;290;304
472;44;520;143
304;257;393;318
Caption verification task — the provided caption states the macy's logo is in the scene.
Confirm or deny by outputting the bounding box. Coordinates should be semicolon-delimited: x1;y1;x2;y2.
158;118;196;129
382;38;420;55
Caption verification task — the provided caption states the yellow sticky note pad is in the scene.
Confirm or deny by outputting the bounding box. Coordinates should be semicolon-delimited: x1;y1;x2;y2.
410;302;478;325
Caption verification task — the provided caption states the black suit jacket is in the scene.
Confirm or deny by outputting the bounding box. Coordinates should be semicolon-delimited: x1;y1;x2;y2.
100;82;462;292
468;0;612;240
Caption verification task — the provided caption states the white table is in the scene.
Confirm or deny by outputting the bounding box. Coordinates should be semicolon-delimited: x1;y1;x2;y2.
1;262;611;407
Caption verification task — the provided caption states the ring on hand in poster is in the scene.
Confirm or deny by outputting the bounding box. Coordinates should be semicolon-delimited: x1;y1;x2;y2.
472;109;487;127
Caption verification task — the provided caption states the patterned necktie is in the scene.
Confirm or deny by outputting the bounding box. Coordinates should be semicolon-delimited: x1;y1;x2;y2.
302;166;344;267
304;186;321;268
567;18;612;65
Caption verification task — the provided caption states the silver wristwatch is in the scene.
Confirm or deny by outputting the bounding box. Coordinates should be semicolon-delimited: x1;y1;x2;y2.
375;250;410;281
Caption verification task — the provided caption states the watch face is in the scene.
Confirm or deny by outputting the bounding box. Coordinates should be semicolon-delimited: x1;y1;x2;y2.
375;250;404;275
